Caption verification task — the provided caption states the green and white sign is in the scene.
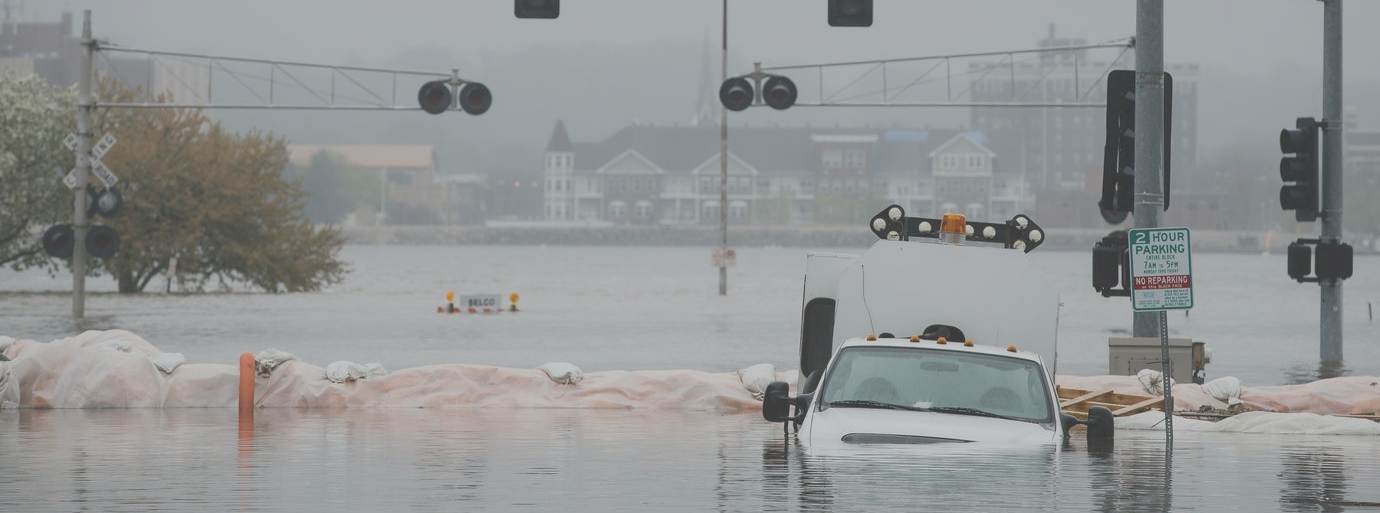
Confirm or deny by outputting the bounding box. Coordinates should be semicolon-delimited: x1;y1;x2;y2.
1128;227;1194;311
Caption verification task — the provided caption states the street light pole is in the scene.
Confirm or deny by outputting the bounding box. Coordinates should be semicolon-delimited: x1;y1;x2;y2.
719;0;729;296
1319;0;1344;363
1132;0;1165;339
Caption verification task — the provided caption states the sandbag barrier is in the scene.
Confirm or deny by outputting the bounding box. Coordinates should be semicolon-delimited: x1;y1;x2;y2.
3;331;1380;429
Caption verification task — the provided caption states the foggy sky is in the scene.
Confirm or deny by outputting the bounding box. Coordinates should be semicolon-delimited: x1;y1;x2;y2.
21;0;1380;173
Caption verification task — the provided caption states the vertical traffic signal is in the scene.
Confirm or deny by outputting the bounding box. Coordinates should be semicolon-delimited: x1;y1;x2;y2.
516;0;559;18
1279;117;1320;222
828;0;873;27
1098;70;1172;225
1091;230;1130;297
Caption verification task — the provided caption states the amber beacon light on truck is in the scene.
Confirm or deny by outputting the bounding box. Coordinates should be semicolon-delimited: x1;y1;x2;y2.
867;204;1047;253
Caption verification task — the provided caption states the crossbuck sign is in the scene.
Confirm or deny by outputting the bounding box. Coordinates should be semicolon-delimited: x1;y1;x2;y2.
1128;227;1194;311
61;132;119;189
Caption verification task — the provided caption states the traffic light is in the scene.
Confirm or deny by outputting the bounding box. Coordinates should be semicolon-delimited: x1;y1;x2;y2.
1098;70;1173;225
515;0;559;19
828;0;872;27
762;76;797;110
458;82;492;115
1287;241;1312;281
1091;230;1130;297
719;77;754;112
417;80;452;115
1279;117;1320;222
1315;241;1353;281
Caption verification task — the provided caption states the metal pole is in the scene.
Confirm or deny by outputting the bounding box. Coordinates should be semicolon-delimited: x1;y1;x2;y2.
1159;310;1173;448
1320;0;1344;363
1133;0;1165;339
718;0;728;296
71;10;94;321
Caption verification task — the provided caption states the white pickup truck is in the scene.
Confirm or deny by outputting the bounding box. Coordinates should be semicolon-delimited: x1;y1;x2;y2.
762;205;1113;448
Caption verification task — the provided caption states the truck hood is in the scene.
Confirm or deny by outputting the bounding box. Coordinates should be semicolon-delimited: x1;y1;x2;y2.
807;407;1059;448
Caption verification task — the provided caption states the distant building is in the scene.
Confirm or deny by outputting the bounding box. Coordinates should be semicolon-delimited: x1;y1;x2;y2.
541;121;1021;226
2;11;207;100
288;144;486;226
969;24;1199;194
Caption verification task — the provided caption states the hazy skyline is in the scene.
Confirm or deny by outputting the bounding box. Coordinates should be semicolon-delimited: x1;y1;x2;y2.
18;0;1380;171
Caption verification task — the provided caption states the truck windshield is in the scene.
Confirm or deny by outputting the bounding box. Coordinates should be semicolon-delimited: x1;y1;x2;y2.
819;346;1054;424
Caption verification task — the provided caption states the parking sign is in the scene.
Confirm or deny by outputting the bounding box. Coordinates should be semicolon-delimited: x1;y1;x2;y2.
1128;227;1194;311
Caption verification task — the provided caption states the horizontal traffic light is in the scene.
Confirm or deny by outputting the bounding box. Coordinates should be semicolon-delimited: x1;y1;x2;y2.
418;80;492;115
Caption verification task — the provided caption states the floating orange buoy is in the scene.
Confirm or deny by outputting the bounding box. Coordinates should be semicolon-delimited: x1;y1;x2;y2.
238;352;255;420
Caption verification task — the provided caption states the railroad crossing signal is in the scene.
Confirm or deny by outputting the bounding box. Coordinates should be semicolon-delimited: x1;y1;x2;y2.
62;131;119;189
418;80;492;115
719;70;797;112
1279;117;1320;222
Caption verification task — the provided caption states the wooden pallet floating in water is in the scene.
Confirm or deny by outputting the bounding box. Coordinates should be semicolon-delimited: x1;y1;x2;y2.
1057;386;1164;420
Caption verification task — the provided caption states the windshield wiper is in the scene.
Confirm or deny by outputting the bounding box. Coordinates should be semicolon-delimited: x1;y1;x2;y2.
925;406;1024;422
826;400;925;412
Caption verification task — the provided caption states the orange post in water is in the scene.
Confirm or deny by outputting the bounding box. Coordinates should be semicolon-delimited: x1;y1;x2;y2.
238;352;255;419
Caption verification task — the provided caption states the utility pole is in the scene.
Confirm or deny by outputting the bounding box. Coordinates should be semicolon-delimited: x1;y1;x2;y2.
1320;0;1344;363
718;0;729;296
71;9;94;321
1132;0;1165;339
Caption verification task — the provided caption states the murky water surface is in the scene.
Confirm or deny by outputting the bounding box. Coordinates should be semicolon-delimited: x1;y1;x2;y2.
2;409;1378;512
3;246;1380;511
3;246;1379;383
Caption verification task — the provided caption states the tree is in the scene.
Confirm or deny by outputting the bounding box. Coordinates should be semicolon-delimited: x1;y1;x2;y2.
286;150;382;225
0;74;74;270
92;83;347;293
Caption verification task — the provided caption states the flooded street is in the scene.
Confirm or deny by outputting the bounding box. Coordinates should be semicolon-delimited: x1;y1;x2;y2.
4;246;1380;511
3;246;1378;383
2;408;1378;512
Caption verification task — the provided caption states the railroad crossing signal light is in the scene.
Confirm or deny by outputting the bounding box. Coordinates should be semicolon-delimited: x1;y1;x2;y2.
42;224;74;259
762;76;798;110
1279;117;1320;222
418;80;452;115
458;82;492;115
86;225;121;260
87;186;122;218
515;0;559;18
719;77;753;112
828;0;873;27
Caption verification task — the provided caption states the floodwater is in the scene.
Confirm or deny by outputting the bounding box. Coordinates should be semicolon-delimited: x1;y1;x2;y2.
1;408;1378;512
3;245;1380;512
2;245;1378;383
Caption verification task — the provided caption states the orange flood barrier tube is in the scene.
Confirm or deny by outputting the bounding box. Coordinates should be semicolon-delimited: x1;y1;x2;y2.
238;352;255;419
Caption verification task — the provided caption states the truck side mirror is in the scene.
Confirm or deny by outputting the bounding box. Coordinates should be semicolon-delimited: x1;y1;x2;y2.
1060;406;1115;452
763;381;792;422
